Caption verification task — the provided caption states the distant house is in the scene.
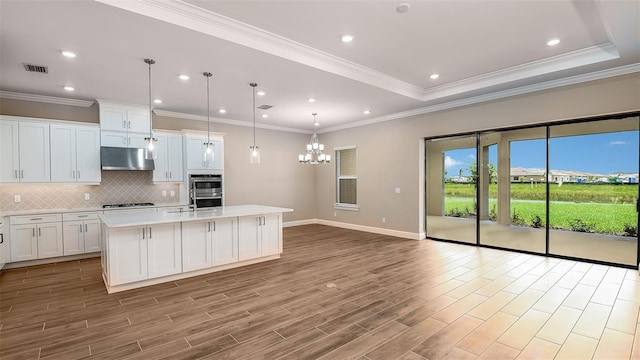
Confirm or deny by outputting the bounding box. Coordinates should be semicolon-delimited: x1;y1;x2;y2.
510;167;545;183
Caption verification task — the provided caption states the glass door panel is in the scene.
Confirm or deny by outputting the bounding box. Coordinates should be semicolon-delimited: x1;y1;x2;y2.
479;128;547;253
426;135;477;244
549;117;639;266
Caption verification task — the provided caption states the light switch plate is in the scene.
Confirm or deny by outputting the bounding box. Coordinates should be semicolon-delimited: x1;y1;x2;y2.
395;188;401;194
84;193;90;200
14;195;21;203
162;191;167;197
170;191;175;197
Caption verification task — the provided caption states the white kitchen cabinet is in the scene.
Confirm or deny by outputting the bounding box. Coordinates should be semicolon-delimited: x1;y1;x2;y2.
153;132;183;182
0;225;6;270
0;120;19;183
238;214;281;261
101;131;149;149
51;124;101;183
98;101;150;134
182;220;212;272
212;218;238;266
63;212;101;255
107;226;148;285
185;135;223;171
10;214;63;261
0;118;50;183
147;222;182;278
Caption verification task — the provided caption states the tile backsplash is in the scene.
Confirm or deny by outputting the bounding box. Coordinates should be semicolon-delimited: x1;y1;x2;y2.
0;171;182;212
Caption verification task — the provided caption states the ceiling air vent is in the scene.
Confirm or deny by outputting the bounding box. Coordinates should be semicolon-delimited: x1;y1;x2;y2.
23;63;48;74
257;105;273;110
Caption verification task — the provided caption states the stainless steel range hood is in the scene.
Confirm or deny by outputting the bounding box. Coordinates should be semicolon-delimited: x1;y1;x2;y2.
101;147;155;171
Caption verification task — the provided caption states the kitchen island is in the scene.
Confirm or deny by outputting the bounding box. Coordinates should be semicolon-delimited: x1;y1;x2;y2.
100;205;293;293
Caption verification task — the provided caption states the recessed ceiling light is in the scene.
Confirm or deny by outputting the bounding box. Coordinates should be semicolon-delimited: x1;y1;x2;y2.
314;122;320;126
178;74;189;80
262;114;268;118
257;91;266;96
341;34;355;43
396;3;411;13
63;85;74;91
363;110;371;115
218;109;226;114
60;50;76;58
153;99;162;104
308;98;316;103
547;39;560;46
430;74;439;80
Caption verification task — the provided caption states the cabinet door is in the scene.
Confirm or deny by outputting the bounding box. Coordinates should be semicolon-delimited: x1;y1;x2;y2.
261;214;282;256
101;131;128;147
212;218;238;266
0;120;20;183
37;223;63;259
147;223;182;278
50;124;76;182
0;231;6;270
100;106;128;131
128;133;149;149
10;225;38;261
109;227;147;285
181;220;212;272
126;109;150;133
152;134;168;182
19;122;50;182
76;126;101;182
167;135;184;181
63;221;84;255
84;220;101;253
185;136;207;170
238;216;261;261
209;139;223;170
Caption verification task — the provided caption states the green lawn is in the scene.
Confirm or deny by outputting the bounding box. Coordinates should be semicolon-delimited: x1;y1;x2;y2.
444;197;637;236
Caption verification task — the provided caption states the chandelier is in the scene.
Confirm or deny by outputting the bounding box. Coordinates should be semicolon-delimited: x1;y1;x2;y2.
298;113;330;164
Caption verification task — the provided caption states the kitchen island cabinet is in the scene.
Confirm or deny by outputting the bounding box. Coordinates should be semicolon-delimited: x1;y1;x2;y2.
100;205;292;293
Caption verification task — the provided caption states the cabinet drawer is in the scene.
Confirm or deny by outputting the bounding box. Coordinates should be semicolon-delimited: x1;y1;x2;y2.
10;213;62;225
63;212;100;221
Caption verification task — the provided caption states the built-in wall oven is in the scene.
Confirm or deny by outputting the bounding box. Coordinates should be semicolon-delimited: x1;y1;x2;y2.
189;174;223;209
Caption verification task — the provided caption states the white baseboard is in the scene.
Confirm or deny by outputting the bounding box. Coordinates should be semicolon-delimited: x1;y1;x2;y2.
285;218;422;240
4;252;100;269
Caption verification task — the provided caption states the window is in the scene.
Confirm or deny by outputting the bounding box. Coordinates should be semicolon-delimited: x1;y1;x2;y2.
335;146;358;210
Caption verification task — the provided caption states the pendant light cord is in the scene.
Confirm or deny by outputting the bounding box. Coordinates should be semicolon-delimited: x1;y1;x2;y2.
147;59;153;138
207;74;210;145
250;83;258;148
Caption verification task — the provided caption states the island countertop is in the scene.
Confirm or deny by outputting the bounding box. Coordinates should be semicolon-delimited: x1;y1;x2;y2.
99;204;293;228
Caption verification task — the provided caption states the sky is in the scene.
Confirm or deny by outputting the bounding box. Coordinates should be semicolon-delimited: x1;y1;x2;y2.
443;130;639;177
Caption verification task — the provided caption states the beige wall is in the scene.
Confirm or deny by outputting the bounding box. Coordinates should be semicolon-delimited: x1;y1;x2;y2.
0;98;99;124
315;74;640;236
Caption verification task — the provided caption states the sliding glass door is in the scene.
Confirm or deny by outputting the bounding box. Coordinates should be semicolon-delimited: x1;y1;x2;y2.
425;114;640;267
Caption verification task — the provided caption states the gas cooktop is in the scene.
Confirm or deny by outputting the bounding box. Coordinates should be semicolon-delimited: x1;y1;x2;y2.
102;202;155;209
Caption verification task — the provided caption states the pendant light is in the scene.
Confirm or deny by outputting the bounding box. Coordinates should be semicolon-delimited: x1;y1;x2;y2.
298;113;330;164
249;83;260;164
203;72;214;164
144;59;158;160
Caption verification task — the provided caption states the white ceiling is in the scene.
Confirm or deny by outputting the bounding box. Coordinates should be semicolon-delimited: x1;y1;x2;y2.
1;0;638;133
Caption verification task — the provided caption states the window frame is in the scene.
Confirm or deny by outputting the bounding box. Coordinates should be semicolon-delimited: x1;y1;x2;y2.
334;145;359;211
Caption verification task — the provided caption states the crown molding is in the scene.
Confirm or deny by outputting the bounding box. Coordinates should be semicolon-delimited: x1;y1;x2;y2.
153;109;311;134
0;91;94;107
320;63;640;134
96;0;424;100
421;43;620;102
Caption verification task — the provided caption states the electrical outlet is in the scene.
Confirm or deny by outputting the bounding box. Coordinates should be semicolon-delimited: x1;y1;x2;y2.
162;191;167;197
14;195;21;203
170;191;175;197
382;217;386;223
84;193;90;200
334;212;337;217
395;188;401;194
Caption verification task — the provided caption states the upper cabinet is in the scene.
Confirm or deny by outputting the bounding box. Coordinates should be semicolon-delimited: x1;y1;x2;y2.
0;118;50;183
153;131;184;182
50;124;101;183
97;100;151;148
184;131;224;171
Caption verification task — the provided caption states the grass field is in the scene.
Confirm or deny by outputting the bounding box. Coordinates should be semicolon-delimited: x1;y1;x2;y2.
444;197;637;236
444;182;637;204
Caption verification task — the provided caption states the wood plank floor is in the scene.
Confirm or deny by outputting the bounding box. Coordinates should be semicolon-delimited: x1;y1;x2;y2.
1;224;640;359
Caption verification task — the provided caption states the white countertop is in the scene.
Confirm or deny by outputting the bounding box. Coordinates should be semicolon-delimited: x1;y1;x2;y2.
1;203;188;218
100;204;293;228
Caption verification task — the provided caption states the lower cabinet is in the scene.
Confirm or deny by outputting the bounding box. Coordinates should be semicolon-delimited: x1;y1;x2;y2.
238;214;281;261
182;218;238;272
10;222;63;261
63;219;101;255
108;222;182;285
